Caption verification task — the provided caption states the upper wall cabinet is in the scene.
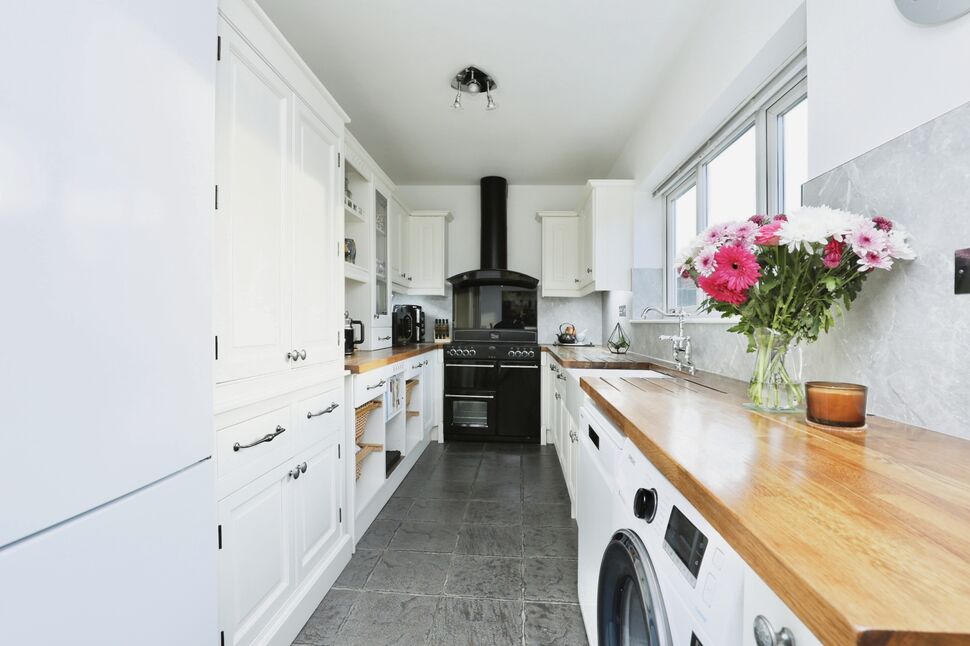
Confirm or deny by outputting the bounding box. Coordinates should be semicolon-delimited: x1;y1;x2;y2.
214;10;347;391
537;180;634;297
406;211;452;296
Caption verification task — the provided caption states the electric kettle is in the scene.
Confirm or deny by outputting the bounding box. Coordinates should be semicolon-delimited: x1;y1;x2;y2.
344;311;364;355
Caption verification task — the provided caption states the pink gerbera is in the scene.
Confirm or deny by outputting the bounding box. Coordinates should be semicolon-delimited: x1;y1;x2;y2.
698;274;748;306
695;246;718;276
711;245;760;291
754;222;782;246
857;249;893;272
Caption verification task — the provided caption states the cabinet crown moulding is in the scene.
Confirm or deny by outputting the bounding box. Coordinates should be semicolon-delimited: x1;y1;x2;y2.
535;210;578;221
410;210;453;222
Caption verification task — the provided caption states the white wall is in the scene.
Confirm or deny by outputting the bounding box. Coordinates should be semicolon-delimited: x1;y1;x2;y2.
396;184;585;278
807;1;970;176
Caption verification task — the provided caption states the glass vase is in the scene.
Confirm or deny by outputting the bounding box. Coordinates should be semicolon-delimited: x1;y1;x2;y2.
747;328;804;412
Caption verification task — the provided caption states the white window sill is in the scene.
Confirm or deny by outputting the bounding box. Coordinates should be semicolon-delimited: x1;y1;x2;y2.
630;317;738;326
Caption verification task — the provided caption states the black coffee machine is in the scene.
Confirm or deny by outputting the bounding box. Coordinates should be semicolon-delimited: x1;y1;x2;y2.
344;311;364;355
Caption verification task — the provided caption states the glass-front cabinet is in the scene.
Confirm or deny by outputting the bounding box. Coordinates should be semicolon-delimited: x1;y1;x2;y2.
373;186;391;327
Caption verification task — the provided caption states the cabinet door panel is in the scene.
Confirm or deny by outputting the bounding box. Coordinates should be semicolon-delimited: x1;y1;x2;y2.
215;26;292;383
391;200;409;288
408;218;443;289
542;218;578;292
293;436;343;579
218;465;294;646
577;200;594;289
422;357;436;432
291;101;340;371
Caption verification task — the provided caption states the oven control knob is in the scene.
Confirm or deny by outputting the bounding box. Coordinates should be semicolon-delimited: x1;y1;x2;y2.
633;488;658;523
528;350;535;357
470;349;477;356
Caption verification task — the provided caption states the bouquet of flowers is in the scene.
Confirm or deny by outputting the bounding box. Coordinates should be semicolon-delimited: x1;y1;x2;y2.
675;206;915;410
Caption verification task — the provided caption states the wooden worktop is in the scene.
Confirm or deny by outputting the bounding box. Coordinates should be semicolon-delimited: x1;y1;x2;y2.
542;345;654;369
580;375;970;645
344;343;439;374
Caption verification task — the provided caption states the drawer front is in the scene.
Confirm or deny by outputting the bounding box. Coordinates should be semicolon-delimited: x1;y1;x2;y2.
371;326;392;350
216;406;292;484
405;355;427;380
294;386;343;450
354;368;389;407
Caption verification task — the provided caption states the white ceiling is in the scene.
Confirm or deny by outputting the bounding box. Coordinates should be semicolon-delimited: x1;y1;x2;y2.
257;0;707;185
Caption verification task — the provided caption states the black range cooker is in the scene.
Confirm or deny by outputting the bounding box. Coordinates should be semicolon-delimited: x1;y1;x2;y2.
442;176;542;443
443;341;540;443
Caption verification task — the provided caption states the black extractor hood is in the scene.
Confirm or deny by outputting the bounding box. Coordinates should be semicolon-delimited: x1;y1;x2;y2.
447;176;539;290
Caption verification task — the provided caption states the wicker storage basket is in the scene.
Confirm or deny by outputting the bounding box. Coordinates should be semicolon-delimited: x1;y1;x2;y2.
405;378;418;407
354;399;382;443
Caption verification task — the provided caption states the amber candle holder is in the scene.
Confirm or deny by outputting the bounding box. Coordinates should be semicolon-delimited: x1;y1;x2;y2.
805;382;868;431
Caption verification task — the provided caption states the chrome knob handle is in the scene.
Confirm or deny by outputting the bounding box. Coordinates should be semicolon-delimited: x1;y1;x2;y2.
287;349;300;361
289;467;301;480
574;278;580;283
586;267;592;273
569;430;579;442
300;461;307;474
366;379;387;390
298;349;307;360
753;616;795;646
307;402;339;418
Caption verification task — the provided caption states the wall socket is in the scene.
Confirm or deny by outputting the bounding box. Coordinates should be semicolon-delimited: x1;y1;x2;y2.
957;248;970;294
618;304;627;317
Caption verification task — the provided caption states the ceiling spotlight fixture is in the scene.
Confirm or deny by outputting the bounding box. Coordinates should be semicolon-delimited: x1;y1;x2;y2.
450;66;497;111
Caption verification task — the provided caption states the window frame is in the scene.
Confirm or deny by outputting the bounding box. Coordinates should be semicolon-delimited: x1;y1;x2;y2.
659;54;807;312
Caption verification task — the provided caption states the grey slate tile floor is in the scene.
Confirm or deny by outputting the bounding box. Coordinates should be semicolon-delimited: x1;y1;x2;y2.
293;441;589;646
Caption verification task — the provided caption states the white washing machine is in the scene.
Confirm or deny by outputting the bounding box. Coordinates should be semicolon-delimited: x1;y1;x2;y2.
591;411;745;645
577;404;626;645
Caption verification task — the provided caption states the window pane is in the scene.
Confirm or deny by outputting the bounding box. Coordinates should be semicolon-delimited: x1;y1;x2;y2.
672;186;698;308
673;185;697;256
782;98;808;213
706;126;756;225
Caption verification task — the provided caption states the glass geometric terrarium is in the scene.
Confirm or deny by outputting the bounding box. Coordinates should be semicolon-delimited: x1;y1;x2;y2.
607;322;630;354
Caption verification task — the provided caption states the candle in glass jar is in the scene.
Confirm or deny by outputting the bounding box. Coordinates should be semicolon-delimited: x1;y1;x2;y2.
805;382;868;429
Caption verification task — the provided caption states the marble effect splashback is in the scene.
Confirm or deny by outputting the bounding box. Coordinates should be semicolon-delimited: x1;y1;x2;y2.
630;102;970;440
392;291;604;345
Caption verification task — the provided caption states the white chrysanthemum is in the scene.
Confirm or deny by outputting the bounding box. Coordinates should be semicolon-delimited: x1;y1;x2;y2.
779;205;860;251
887;228;916;260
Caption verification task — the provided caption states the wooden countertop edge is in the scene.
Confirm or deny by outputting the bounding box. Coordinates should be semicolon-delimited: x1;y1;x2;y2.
579;376;970;646
344;344;439;374
541;345;655;370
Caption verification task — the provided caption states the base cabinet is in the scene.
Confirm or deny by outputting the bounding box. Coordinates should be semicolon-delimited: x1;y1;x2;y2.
218;463;295;646
218;429;346;646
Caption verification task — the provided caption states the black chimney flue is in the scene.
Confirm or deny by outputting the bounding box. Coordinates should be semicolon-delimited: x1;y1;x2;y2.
480;176;508;270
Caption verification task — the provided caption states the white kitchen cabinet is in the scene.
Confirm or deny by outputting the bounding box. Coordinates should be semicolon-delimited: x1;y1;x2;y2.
536;211;580;297
215;24;293;384
536;181;634;297
373;182;392;330
743;566;822;646
218;462;295;646
391;198;410;289
293;435;343;581
407;211;451;295
291;100;343;372
215;16;345;386
421;351;440;434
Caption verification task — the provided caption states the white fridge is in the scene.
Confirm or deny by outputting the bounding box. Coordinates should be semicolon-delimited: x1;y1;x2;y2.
0;1;219;644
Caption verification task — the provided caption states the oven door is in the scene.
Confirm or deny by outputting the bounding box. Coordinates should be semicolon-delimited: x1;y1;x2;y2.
444;361;498;440
444;392;497;439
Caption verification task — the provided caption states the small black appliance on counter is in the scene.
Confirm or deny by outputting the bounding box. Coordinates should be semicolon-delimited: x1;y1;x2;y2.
392;304;424;346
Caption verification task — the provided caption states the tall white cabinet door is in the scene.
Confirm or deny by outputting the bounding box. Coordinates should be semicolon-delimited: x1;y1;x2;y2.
576;199;594;289
291;100;341;373
408;217;444;289
215;23;292;384
292;436;343;580
218;463;295;646
542;217;579;292
422;357;436;432
390;199;410;289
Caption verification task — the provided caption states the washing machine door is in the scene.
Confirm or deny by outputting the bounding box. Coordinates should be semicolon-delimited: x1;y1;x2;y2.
598;529;672;646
